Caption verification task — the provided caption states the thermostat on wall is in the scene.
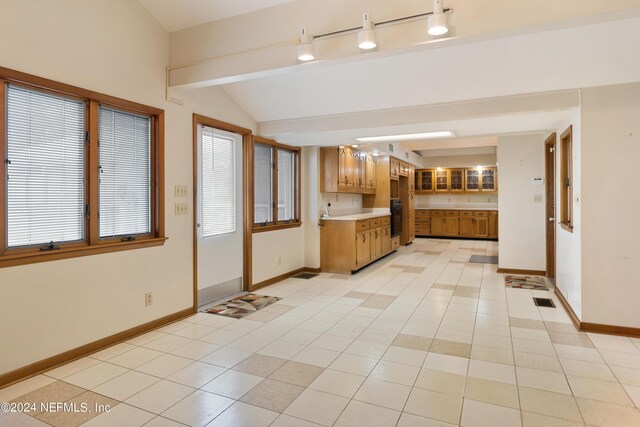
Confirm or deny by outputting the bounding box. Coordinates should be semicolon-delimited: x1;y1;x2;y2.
532;177;544;185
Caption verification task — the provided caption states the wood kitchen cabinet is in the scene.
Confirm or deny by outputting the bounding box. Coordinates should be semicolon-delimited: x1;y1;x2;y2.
489;211;498;238
415;167;498;194
365;155;377;190
321;147;376;194
417;170;434;193
390;158;400;180
338;146;354;189
320;215;394;274
481;168;497;192
465;169;480;192
450;169;464;192
354;152;366;190
459;212;474;237
415;210;431;236
356;229;371;267
435;170;449;192
415;209;498;240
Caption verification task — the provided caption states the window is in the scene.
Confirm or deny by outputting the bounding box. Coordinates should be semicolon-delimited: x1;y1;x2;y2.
560;125;573;232
99;106;151;238
0;67;165;268
252;137;301;232
6;84;86;248
254;143;273;224
200;125;237;236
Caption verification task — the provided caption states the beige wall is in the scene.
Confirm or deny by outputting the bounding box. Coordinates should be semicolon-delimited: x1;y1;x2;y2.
0;0;257;375
580;83;640;327
554;112;582;319
497;134;546;271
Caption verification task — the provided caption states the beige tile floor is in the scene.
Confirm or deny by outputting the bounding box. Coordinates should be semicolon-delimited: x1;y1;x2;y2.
2;239;640;426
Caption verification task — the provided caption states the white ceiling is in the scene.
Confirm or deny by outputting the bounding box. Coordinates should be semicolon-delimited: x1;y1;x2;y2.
138;0;297;32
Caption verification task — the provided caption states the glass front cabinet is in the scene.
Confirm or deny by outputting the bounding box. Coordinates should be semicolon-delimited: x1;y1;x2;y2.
414;167;498;194
450;169;464;192
435;170;449;192
481;168;497;192
465;169;480;192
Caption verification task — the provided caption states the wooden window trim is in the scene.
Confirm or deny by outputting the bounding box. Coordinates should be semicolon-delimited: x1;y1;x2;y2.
0;67;166;268
252;136;302;233
560;125;573;232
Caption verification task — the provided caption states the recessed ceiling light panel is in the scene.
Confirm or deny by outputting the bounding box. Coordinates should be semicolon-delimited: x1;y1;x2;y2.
356;131;454;143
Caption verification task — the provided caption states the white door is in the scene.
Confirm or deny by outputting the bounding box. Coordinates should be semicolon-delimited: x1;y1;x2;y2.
196;124;244;307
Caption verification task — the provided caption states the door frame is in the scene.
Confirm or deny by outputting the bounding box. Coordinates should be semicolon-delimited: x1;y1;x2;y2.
544;133;557;279
192;114;254;309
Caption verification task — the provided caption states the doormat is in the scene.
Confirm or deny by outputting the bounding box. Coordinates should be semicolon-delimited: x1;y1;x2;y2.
292;272;319;280
505;275;549;291
533;297;556;308
204;294;282;319
469;255;498;264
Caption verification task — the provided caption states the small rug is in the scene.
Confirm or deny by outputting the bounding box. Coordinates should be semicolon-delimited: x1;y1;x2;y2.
505;275;549;291
204;293;282;319
469;255;498;264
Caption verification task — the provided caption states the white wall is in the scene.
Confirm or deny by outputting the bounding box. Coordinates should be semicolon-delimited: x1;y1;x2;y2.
0;0;256;375
497;134;546;271
580;83;640;327
421;154;497;169
554;111;582;319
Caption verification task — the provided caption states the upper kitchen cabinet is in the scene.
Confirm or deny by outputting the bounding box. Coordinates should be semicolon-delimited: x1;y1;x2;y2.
481;167;497;192
390;158;400;180
450;169;464;192
321;147;376;194
416;167;498;194
365;154;377;191
465;169;480;192
416;169;434;193
435;169;449;192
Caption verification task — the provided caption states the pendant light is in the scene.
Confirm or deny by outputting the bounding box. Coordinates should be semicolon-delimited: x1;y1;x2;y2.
297;28;315;62
428;0;449;36
358;13;377;50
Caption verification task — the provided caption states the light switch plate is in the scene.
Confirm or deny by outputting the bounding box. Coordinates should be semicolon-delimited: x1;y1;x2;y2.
175;203;188;215
533;194;543;203
174;185;188;197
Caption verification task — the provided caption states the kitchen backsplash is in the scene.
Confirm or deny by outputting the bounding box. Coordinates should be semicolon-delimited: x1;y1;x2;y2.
415;194;498;209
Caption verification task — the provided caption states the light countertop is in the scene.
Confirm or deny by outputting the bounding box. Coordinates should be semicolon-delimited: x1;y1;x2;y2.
321;212;391;221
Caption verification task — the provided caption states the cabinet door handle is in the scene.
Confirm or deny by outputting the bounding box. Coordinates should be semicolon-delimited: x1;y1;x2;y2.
363;234;366;243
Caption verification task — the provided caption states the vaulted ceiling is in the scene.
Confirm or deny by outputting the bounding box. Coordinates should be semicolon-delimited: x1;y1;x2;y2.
138;0;298;32
148;1;640;149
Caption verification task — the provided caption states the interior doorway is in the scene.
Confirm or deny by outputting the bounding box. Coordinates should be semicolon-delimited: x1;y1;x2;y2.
545;133;557;279
192;115;253;309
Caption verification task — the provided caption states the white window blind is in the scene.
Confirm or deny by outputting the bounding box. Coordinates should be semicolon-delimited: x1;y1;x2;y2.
254;143;273;224
278;148;296;221
98;106;151;238
201;126;236;237
6;84;86;248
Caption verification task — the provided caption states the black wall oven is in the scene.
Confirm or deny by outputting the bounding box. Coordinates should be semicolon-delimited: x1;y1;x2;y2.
390;200;402;237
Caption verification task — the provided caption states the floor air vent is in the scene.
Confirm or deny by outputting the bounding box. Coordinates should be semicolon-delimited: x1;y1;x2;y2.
533;297;556;308
293;272;319;280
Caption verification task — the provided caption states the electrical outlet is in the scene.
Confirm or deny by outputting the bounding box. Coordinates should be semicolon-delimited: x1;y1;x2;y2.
534;194;543;203
175;203;188;215
278;257;282;266
174;185;188;197
145;292;153;307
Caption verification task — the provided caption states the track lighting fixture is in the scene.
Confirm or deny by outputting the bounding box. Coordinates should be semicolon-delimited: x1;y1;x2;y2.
358;13;377;50
428;0;449;36
297;28;315;62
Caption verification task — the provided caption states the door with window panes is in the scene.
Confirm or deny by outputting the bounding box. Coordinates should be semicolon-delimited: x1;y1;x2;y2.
196;125;244;305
